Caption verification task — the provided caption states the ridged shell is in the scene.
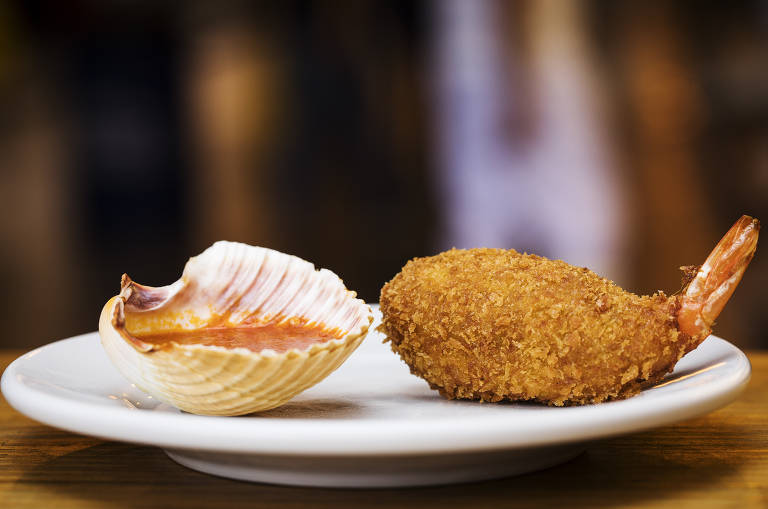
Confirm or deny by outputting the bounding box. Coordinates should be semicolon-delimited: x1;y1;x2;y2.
98;241;373;416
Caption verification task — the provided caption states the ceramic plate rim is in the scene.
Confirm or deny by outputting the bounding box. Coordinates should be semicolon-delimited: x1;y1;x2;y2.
2;330;751;457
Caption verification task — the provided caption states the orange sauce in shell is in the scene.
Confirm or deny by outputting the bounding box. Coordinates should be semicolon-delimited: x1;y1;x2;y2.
135;324;342;354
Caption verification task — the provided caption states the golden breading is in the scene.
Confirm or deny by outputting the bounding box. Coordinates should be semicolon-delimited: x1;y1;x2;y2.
378;216;758;405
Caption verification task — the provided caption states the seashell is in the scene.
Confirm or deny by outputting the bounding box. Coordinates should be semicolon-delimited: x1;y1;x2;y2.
98;241;373;416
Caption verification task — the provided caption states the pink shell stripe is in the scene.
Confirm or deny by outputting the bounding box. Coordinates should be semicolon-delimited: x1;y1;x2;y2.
121;241;368;334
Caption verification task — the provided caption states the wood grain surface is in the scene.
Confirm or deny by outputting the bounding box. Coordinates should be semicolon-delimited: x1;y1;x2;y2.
1;349;767;508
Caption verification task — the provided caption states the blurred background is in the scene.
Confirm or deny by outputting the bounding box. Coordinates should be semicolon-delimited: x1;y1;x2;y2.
1;0;766;350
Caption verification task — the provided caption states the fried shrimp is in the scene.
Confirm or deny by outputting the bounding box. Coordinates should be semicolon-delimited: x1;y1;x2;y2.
379;215;759;405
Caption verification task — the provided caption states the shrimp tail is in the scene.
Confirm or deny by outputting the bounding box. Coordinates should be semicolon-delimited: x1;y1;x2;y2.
678;215;760;339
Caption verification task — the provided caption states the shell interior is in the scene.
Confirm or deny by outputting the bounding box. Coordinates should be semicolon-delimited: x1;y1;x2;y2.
98;241;372;415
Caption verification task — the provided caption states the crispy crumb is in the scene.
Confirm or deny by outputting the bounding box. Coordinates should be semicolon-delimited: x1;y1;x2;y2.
379;248;701;406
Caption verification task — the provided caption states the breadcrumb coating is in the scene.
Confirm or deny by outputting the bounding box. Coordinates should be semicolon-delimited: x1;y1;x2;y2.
379;249;700;406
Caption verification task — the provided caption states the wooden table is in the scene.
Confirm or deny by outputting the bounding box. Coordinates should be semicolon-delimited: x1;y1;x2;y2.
1;350;766;508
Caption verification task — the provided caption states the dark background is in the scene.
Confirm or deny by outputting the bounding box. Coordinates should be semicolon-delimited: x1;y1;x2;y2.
1;1;766;349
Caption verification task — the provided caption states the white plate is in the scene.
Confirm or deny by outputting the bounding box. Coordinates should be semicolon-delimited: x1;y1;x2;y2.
1;307;751;487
